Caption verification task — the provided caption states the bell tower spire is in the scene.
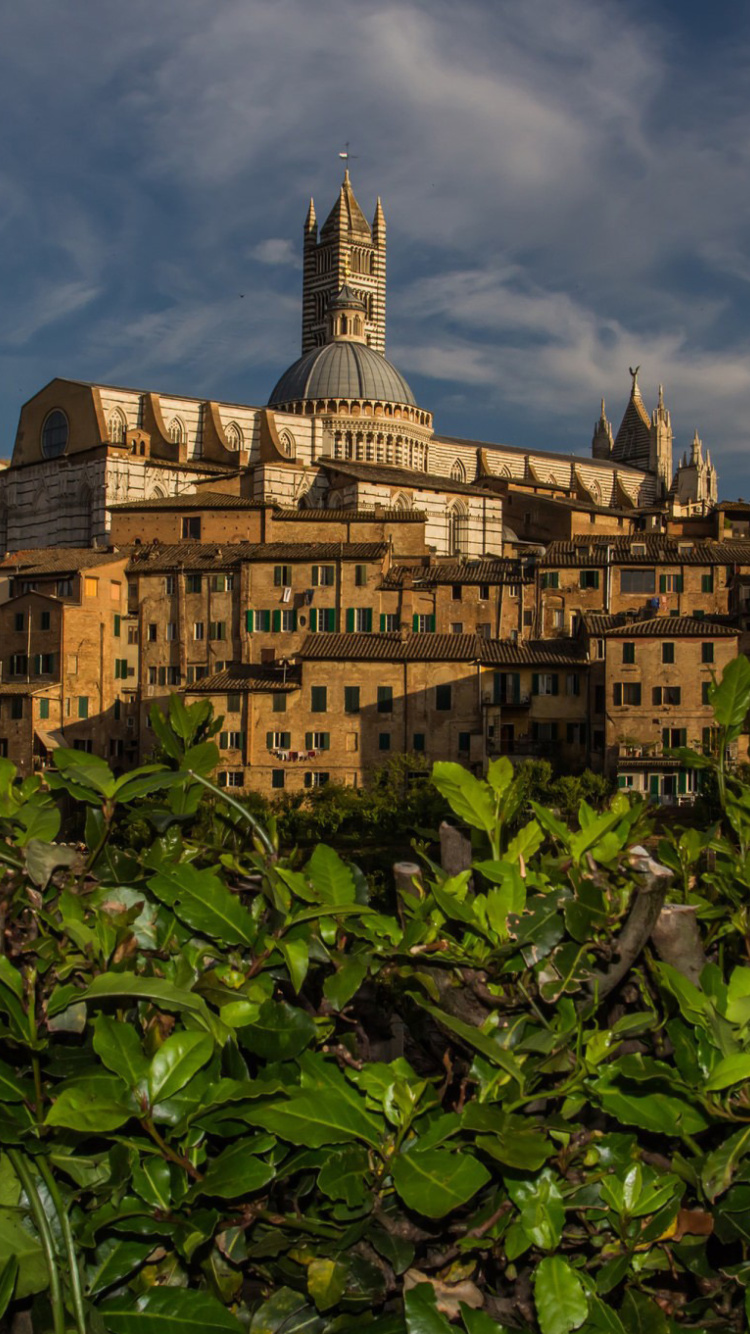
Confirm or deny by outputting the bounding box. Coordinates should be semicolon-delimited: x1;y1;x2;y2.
300;171;386;355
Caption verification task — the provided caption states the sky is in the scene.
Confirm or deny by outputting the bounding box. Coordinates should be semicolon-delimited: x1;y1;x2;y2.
2;0;750;496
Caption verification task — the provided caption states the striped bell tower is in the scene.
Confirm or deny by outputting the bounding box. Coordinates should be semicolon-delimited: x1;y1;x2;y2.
301;172;386;355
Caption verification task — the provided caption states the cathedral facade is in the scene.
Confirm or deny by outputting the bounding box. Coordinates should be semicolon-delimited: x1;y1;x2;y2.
0;173;718;556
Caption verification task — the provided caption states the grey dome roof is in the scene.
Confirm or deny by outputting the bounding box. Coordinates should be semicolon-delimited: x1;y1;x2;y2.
268;341;417;408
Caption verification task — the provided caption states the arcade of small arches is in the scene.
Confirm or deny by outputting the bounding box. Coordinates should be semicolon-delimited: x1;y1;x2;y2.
329;428;429;472
272;397;432;429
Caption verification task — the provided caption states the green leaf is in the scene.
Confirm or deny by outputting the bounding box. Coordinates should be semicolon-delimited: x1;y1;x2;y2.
702;1125;750;1200
391;1147;490;1218
431;764;497;836
0;1059;34;1104
100;1285;244;1332
591;1077;709;1136
240;1000;316;1061
278;937;309;994
416;1002;524;1083
405;1282;453;1334
86;1238;153;1297
0;1255;18;1319
619;1291;669;1334
132;1156;172;1210
0;1208;46;1299
705;1051;750;1090
148;1031;214;1104
0;958;23;1003
244;1087;382;1148
249;1288;313;1334
193;1140;275;1199
323;956;368;1010
307;1257;348;1312
317;1145;370;1205
710;654;750;729
534;1256;588;1334
93;1014;149;1087
45;1081;132;1132
84;973;213;1019
147;863;256;947
306;843;356;903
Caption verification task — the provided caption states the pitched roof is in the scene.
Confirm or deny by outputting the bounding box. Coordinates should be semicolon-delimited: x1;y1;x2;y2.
437;433;647;478
110;492;271;512
583;612;737;639
0;549;127;576
382;558;530;588
299;633;587;665
126;541;387;572
273;507;426;523
320;172;372;241
542;537;750;568
321;459;499;499
612;378;653;472
184;665;301;693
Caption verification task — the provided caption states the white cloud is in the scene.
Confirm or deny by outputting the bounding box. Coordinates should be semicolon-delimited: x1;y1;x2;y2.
250;238;301;268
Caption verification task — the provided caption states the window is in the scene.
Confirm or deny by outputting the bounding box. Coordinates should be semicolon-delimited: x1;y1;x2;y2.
73;739;93;754
552;610;564;630
113;614;121;637
659;574;683;594
185;666;207;684
165;667;180;686
267;730;291;750
78;696;89;719
219;730;245;750
39;698;49;720
57;579;73;598
458;732;471;754
41;410;68;459
452;584;462;601
380;614;399;632
186;575;202;594
272;693;287;714
110;581;121;603
377;686;393;713
541;572;559;590
312;565;335;587
533;673;558;696
304;772;330;788
701;573;714;594
147;624;157;642
414;614;436;634
662;642;675;664
702;642;714;663
311;607;337;632
620;569;655;594
579;570;600;589
226;694;241;713
436;683;452;710
355;565;368;587
280;610;296;632
114;658;129;679
344;686;360;714
379;732;391;751
653;686;681;705
246;609;271;632
622;643;635;664
523;610;533;627
272;770;285;790
193;622;204;640
311;686;327;713
109;740;124;759
345;608;373;633
413;733;425;752
209;621;226;641
84;578;99;597
13;613;24;632
306;731;330;751
148;667;157;685
166;622;177;641
693;609;705;620
532;721;557;743
566;723;586;745
164;576;175;595
613;683;642;705
182;517;201;539
566;673;580;696
274;565;292;587
10;699;23;720
128;625;139;645
210;575;228;592
9;654;27;676
662;727;687;750
479;585;490;601
702;681;711;705
451;623;463;635
508;583;520;599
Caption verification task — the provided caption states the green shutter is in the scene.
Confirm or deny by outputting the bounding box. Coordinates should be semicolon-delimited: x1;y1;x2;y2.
551;675;559;696
513;672;521;702
380;613;386;632
321;733;330;751
429;614;436;633
266;731;273;749
679;729;687;747
532;673;539;695
312;566;319;587
676;576;683;593
272;609;281;632
618;774;627;789
662;728;669;749
305;732;312;750
310;608;317;632
493;672;501;705
659;575;667;593
346;608;355;633
593;571;600;589
292;610;298;631
246;609;254;633
114;614;121;636
650;774;660;797
614;683;622;705
364;609;372;632
413;614;419;632
678;770;687;794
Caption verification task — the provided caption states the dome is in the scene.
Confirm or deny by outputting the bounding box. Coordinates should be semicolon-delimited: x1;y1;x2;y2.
268;341;418;409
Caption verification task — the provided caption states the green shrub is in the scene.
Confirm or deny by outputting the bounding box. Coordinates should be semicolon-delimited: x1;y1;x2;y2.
0;668;750;1331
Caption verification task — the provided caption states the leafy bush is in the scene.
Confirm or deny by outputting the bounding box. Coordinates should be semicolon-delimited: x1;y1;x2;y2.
0;668;750;1332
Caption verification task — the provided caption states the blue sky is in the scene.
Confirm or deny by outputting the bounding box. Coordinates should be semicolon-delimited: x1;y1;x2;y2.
2;0;750;496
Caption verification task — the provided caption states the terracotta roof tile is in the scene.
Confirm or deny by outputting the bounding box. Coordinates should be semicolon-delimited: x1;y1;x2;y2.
382;558;530;588
184;665;301;693
542;537;750;567
321;459;499;498
0;549;127;576
273;507;426;522
111;492;272;511
583;612;738;638
126;542;387;572
298;633;587;666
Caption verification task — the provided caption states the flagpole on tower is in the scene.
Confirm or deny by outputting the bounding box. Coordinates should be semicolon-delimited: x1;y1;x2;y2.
338;143;358;177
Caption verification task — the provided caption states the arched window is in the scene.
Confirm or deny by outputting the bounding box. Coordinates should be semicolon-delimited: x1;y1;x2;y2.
41;410;68;460
168;418;185;445
278;430;295;458
107;409;127;445
392;493;411;512
448;503;468;556
225;421;243;451
451;458;466;483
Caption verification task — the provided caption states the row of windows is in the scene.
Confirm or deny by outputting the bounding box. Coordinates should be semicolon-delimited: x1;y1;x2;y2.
161;573;235;595
147;621;227;642
614;682;715;707
542;569;717;594
9;653;57;676
620;641;714;665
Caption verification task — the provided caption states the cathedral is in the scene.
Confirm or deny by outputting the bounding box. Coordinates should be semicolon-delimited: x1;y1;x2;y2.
0;172;718;555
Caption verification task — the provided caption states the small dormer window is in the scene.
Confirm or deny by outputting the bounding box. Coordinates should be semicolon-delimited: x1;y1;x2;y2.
41;410;68;459
632;543;646;556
